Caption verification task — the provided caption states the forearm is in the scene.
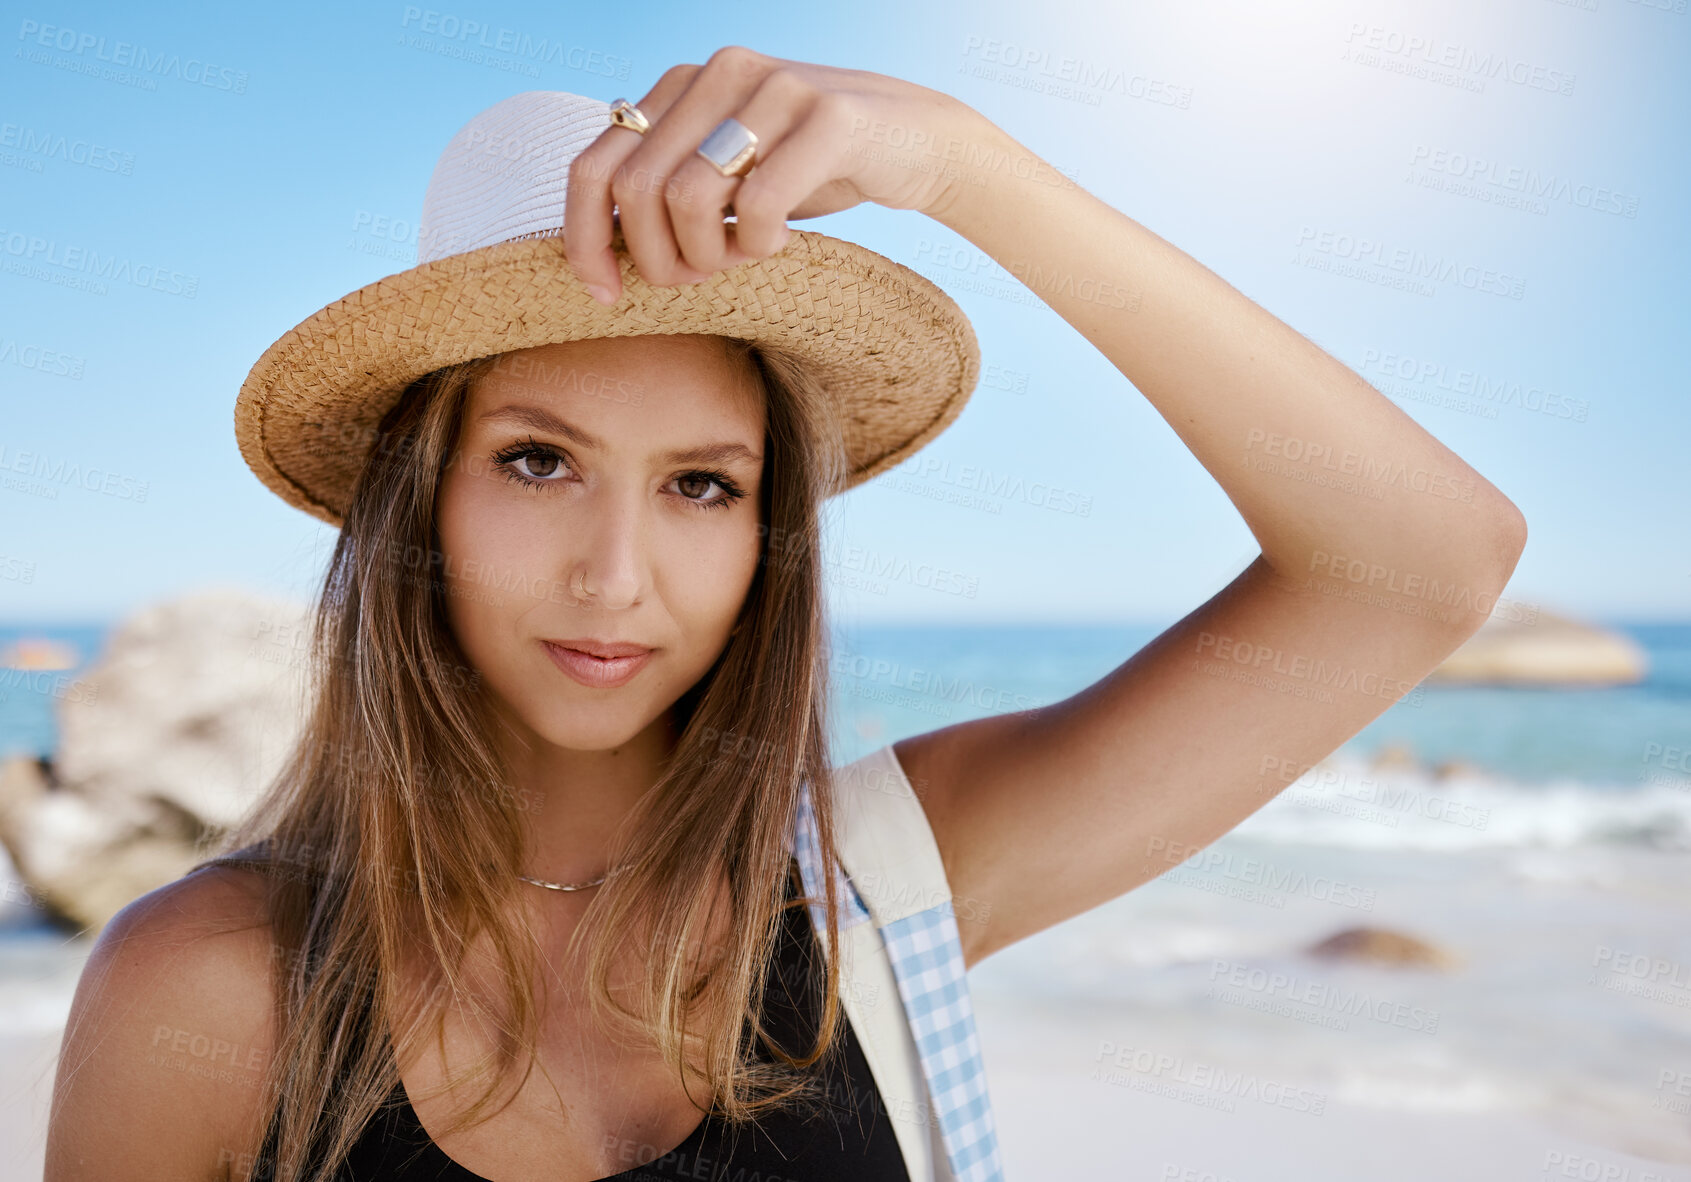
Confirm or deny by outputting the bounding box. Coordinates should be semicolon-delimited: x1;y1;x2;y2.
924;107;1527;600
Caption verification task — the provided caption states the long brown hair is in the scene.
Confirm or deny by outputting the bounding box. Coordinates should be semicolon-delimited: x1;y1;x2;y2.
191;334;854;1181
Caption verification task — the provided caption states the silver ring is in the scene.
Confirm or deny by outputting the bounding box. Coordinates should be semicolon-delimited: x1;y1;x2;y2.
696;117;758;178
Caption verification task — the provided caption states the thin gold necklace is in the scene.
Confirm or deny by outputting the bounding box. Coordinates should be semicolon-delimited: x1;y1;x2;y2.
517;870;608;891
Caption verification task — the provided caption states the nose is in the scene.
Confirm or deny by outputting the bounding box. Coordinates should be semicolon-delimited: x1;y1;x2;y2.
567;481;648;609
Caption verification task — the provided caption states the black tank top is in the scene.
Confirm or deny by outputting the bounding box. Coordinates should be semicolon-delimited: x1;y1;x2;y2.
253;863;912;1181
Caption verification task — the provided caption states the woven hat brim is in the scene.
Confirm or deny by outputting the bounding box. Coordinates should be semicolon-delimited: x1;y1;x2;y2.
234;228;979;528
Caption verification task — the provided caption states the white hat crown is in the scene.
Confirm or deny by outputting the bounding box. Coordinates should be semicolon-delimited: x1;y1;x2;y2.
418;90;610;265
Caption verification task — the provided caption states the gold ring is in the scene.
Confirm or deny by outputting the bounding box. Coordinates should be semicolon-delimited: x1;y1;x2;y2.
696;117;758;179
607;98;650;135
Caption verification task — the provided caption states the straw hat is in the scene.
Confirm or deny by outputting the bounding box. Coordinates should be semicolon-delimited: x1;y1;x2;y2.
233;89;981;528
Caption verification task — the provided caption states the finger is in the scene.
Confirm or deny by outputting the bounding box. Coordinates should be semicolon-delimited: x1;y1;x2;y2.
563;123;641;300
613;47;773;288
706;87;860;263
668;68;815;274
563;68;696;302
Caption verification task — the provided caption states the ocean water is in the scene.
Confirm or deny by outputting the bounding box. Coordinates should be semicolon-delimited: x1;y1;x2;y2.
827;621;1691;850
6;619;1688;786
827;620;1691;787
3;618;1690;1169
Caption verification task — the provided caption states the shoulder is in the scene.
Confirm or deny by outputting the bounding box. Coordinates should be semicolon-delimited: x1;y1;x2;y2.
45;862;280;1181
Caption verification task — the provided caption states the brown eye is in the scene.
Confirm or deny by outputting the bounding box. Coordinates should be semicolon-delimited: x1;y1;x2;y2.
519;452;561;479
490;440;573;489
677;473;714;500
670;468;746;512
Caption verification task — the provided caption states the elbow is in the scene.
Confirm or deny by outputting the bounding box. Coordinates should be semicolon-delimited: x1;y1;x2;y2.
1454;491;1528;621
1486;492;1529;584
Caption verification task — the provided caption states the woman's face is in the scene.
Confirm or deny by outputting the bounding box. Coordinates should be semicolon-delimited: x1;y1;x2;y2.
437;334;766;755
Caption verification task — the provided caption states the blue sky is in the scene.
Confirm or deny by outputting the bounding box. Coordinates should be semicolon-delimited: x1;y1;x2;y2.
1;0;1685;626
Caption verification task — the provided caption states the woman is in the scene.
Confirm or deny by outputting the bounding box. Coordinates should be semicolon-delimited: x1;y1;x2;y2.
45;47;1526;1182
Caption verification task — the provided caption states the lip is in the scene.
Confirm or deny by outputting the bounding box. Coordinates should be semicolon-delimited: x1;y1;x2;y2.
541;640;654;689
545;637;655;659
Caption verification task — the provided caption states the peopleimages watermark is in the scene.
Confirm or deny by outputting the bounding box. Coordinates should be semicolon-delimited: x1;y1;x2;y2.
0;553;38;584
823;541;980;599
1303;549;1538;627
2;877;46;910
148;1023;268;1085
1160;1165;1246;1182
247;616;483;695
1356;346;1590;425
1092;1040;1328;1115
1205;958;1441;1034
397;7;632;79
889;453;1093;518
1194;629;1423;707
914;238;1141;311
828;643;1048;717
981;362;1032;396
1293;225;1525;301
958;35;1194;110
1541;1148;1682;1182
1144;834;1379;911
367;538;590;610
1639;742;1691;792
0;666;97;707
1301;565;1538;629
480;350;648;408
1656;1068;1691;1116
0;228;199;298
0;121;135;176
1259;753;1492;830
1244;428;1477;502
853;871;993;928
1339;23;1576;97
0;336;85;379
15;19;250;94
1405;144;1639;220
1590;945;1691;1009
844;115;1080;194
0;442;150;502
346;208;418;266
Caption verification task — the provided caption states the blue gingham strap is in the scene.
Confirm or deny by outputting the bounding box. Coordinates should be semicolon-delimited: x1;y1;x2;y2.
881;901;1005;1182
793;757;1007;1182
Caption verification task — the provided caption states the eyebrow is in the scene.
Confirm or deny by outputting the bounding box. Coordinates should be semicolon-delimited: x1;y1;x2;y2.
476;404;762;468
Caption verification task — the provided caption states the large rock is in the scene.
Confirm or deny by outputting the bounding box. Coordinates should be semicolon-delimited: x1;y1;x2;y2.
1428;607;1647;686
1305;926;1461;971
0;587;312;934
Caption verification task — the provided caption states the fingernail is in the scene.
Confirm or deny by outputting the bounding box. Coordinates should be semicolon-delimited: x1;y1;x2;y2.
587;283;617;306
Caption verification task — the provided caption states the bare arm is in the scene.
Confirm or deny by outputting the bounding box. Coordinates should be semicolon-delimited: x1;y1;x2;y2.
45;868;278;1181
893;104;1526;968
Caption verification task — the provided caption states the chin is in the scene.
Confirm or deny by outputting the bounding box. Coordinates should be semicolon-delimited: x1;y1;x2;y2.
523;713;644;754
512;695;665;753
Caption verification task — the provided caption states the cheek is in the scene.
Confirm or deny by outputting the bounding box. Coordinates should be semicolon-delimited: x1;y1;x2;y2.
435;474;487;663
435;467;546;646
698;521;763;617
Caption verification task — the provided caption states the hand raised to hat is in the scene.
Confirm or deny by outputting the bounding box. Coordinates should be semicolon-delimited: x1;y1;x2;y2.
564;44;989;306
